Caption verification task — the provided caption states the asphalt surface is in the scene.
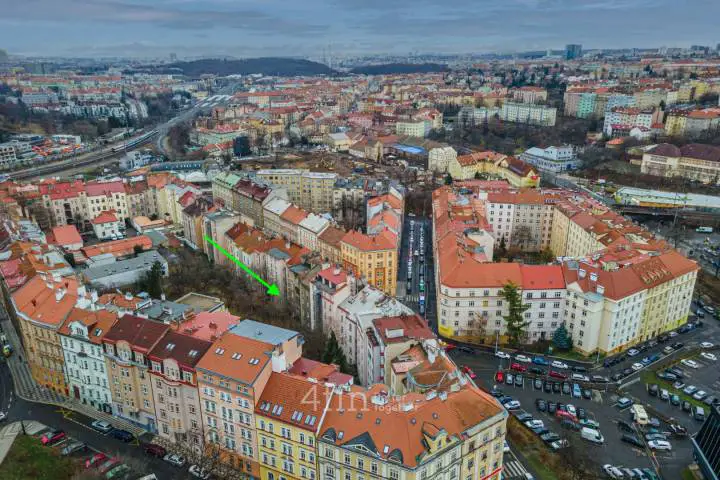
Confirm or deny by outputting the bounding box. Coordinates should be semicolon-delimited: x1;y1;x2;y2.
398;216;437;327
449;313;720;480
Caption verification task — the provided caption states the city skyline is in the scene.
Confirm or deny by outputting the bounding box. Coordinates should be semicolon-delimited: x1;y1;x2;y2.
1;0;719;58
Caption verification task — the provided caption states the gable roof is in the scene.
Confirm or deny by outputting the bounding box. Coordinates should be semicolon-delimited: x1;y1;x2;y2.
102;314;170;353
148;331;213;369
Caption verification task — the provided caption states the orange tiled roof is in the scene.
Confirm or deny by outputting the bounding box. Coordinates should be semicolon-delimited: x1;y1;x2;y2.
12;274;79;327
52;225;82;247
341;229;397;252
58;308;118;344
256;372;331;432
195;332;273;384
91;210;118;225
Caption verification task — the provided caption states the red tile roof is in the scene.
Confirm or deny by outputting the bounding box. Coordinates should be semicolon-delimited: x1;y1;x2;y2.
91;210;119;225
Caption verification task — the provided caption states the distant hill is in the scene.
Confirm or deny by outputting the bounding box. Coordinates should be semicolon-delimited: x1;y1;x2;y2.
125;58;335;78
350;63;448;75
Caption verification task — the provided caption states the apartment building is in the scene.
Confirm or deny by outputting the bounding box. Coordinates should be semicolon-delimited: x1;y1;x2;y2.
395;120;430;137
195;321;303;479
641;143;720;185
256;170;336;214
333;286;414;385
318;383;507;480
486;190;556;252
255;372;329;480
512;86;548;104
340;230;397;296
234;177;286;228
519;145;581;172
603;107;658;136
500;102;557;126
86;181;129;221
148;331;213;445
298;214;330;252
427;146;458;173
103;315;170;433
11;273;78;395
562;248;697;355
59;307;118;412
366;314;435;387
447;151;540;188
212;172;243;208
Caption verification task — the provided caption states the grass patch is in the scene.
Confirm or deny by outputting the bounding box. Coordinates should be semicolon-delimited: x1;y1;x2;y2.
640;368;708;411
552;349;602;362
682;467;698;480
0;434;77;480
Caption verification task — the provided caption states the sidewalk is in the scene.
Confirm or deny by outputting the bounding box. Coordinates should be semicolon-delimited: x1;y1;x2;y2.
0;420;46;465
0;316;146;438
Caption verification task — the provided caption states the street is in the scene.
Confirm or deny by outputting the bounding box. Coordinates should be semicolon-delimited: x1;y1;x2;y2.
448;314;720;480
397;216;437;327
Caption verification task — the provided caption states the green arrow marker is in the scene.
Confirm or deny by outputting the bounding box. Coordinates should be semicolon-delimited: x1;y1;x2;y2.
203;235;280;297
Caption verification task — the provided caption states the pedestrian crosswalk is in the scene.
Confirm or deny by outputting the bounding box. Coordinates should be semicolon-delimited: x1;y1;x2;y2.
503;460;530;479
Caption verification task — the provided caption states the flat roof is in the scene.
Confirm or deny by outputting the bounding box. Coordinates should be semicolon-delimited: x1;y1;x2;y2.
229;319;298;346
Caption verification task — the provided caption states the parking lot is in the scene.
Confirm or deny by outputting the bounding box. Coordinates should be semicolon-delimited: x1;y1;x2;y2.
6;415;199;480
476;357;659;478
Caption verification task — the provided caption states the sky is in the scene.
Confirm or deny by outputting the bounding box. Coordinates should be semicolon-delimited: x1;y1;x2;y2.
1;0;719;59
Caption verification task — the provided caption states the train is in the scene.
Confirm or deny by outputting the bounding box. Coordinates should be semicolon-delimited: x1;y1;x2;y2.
109;129;158;153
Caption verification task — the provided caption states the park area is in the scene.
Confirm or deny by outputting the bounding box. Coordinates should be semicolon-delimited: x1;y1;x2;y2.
0;434;77;480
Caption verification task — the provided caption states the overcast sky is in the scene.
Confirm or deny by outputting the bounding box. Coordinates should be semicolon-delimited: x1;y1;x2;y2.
2;0;719;59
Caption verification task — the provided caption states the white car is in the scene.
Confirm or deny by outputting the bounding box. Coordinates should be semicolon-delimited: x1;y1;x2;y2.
701;342;715;349
525;419;544;429
681;359;699;369
515;355;532;363
504;400;521;410
566;404;577;416
627;349;640;357
163;454;187;468
602;464;625;479
551;360;569;369
0;412;6;422
90;420;112;434
669;331;679;338
503;440;510;453
701;352;717;361
495;351;511;359
189;465;211;479
648;440;672;451
631;362;644;371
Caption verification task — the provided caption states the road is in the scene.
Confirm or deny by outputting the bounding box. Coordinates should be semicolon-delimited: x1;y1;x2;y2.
397;216;436;327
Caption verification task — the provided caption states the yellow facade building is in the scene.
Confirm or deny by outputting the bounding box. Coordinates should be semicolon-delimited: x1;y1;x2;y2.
11;273;77;396
340;230;398;296
256;373;328;480
448;151;540;188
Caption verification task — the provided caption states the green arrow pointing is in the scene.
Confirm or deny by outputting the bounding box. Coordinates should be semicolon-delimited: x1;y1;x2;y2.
203;235;280;297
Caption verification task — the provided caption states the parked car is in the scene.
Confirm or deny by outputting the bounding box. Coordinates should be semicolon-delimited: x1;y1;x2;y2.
617;397;633;409
562;382;571;395
701;342;715;348
461;365;477;379
514;374;524;387
41;429;66;446
97;459;121;474
515;355;532;363
701;352;717;361
682;401;692;412
646;433;667;441
143;443;167;458
617;420;634;433
495;351;511;359
110;428;134;443
536;399;547;411
621;434;644;448
163;453;186;468
530;367;547;375
671;394;681;406
582;388;592;400
86;453;108;469
627;349;640;357
660;388;670;401
648;384;659;396
504;400;521;410
683;385;698;395
603;464;625;479
552;382;561;393
533;378;543;390
572;384;582;398
693;390;709;401
571;373;589;382
106;464;131;479
510;362;527;373
631;362;644;371
581;427;604;444
532;356;549;366
681;359;699;369
543;381;552;393
572;365;587;373
551;360;569;369
648;440;672;451
662;345;675;355
549;370;567;379
91;420;113;434
656;371;677;381
60;441;87;456
591;375;609;383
